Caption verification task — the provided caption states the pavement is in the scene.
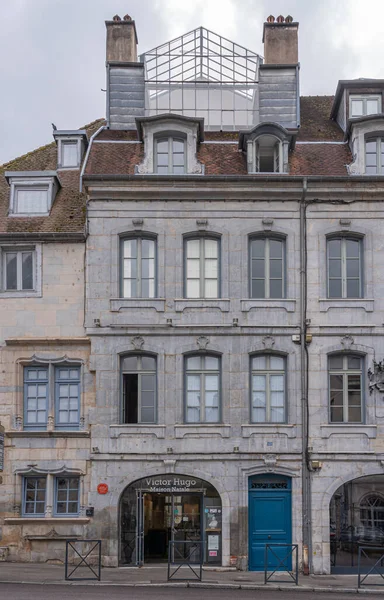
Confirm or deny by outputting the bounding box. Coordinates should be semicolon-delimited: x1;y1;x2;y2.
1;561;384;594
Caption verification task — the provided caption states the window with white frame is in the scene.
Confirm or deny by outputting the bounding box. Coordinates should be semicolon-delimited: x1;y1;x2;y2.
23;365;81;430
350;95;381;118
6;172;60;216
22;474;80;517
185;237;219;298
61;141;79;168
185;355;221;423
365;137;384;174
121;236;156;298
255;135;281;173
155;136;186;174
121;355;157;424
360;495;384;530
327;236;363;298
3;247;34;291
251;355;286;423
329;354;363;423
250;236;285;298
14;187;49;214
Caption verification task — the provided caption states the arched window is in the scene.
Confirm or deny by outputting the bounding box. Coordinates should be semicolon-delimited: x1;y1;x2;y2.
184;236;220;298
120;235;156;298
255;135;281;173
121;354;157;424
251;355;286;423
155;136;186;174
327;235;363;298
185;354;221;423
329;354;363;423
360;495;384;530
365;136;384;174
249;235;285;298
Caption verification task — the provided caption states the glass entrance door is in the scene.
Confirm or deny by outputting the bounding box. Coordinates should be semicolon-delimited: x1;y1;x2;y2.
171;494;202;563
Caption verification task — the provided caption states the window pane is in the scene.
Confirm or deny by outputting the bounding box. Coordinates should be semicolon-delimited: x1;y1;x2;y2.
252;407;266;422
251;279;264;298
269;279;283;299
186;356;201;370
270;259;282;278
271;407;285;422
187;374;201;392
173;139;184;153
157;153;168;167
346;258;360;277
269;239;282;258
187;279;200;298
206;407;219;423
157;166;168;175
348;374;361;391
141;258;155;278
22;252;33;289
204;258;218;278
204;279;218;298
348;407;362;422
348;356;361;370
330;391;343;407
252;375;266;391
123;239;137;258
204;239;218;258
173;153;185;167
187;258;200;278
62;142;78;167
121;356;138;371
330;374;343;390
187;239;200;258
6;253;17;290
270;375;284;392
367;100;379;115
329;278;342;298
252;391;266;407
329;259;342;277
270;356;284;370
142;239;155;259
16;189;48;213
351;100;363;116
123;278;136;298
346;239;360;258
328;239;341;258
173;165;185;175
347;279;360;298
252;356;266;370
252;259;264;279
205;375;219;392
330;406;343;422
204;356;219;370
141;356;156;371
251;239;265;258
157;140;168;153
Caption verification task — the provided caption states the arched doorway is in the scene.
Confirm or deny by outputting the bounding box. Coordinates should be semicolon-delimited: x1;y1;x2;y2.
330;475;384;573
119;473;222;566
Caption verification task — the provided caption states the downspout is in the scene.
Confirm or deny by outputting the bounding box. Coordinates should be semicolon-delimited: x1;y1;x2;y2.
300;176;311;574
79;125;106;193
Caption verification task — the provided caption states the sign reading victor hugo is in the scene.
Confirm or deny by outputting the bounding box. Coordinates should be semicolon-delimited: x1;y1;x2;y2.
140;476;200;493
0;425;4;472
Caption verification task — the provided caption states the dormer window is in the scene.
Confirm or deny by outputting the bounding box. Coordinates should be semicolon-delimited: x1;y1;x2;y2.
365;136;384;174
350;95;381;118
5;172;60;216
135;114;204;175
53;130;88;170
239;123;296;175
155;136;186;174
256;135;281;173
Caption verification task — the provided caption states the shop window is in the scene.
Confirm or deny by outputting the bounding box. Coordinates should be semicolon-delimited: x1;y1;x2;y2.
329;354;363;423
185;354;221;423
251;355;286;423
121;355;157;424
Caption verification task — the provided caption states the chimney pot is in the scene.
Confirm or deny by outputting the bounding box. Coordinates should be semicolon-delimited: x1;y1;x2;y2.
106;15;138;62
123;14;132;21
276;15;285;23
263;15;299;64
266;15;275;23
113;14;121;21
285;15;293;23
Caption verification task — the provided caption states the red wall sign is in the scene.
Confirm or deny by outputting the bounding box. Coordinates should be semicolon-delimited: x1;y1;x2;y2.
97;483;109;495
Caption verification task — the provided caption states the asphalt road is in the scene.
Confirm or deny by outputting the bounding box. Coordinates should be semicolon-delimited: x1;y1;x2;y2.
0;584;383;599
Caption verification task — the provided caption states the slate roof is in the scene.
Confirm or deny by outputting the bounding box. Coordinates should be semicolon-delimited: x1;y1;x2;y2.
0;97;354;235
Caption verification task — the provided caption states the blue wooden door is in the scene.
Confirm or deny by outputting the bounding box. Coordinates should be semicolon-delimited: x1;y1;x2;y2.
248;475;292;571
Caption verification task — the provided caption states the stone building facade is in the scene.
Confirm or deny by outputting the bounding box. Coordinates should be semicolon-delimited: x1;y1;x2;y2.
1;13;384;574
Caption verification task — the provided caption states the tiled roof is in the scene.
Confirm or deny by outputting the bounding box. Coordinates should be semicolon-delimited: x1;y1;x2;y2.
298;96;343;141
289;144;352;176
0;119;105;235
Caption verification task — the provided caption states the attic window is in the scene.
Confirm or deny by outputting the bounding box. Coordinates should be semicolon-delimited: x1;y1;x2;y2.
350;95;381;118
256;136;281;173
15;188;49;214
62;142;79;168
5;172;60;216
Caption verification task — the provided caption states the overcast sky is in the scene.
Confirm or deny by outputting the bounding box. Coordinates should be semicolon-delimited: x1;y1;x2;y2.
1;0;384;164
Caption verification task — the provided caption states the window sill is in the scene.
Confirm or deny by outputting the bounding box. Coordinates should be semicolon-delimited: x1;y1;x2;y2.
241;424;296;438
318;298;374;312
4;518;90;525
109;425;166;439
5;430;90;438
174;424;231;438
320;424;377;439
174;298;230;313
0;290;42;299
241;299;296;313
110;298;166;313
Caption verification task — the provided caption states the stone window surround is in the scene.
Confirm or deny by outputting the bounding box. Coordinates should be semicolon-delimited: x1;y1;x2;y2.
250;352;288;425
0;242;42;298
13;355;86;433
347;117;384;175
12;466;86;519
183;232;221;299
135;115;204;175
239;123;293;174
183;352;222;425
119;232;158;299
120;352;157;425
5;172;60;217
318;224;374;312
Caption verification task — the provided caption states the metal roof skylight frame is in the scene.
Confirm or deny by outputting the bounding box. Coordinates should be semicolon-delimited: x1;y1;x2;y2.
140;27;262;130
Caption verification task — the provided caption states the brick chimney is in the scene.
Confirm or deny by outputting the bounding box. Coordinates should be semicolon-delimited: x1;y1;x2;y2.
105;15;144;130
263;15;299;65
106;14;138;62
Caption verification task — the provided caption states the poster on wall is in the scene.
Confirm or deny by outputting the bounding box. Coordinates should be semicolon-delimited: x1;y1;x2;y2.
205;507;222;530
208;535;220;551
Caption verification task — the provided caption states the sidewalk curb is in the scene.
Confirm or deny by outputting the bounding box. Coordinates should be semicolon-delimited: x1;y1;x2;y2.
2;579;384;593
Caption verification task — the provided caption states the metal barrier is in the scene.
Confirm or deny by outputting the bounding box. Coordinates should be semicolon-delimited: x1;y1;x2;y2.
167;540;204;581
264;543;299;585
358;546;384;588
65;539;102;581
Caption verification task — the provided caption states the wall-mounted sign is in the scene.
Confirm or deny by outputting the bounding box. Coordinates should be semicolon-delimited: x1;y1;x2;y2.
97;483;108;495
0;425;4;472
139;476;200;493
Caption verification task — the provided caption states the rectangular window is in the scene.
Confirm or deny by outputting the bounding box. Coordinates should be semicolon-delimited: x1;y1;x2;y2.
250;237;285;299
122;355;156;424
55;367;80;429
155;137;185;174
14;188;49;214
24;367;48;429
327;237;362;298
350;95;381;117
251;355;286;423
329;355;363;423
4;249;34;291
185;237;219;298
185;355;220;423
62;142;79;168
23;477;46;516
121;237;156;298
365;137;384;174
55;476;80;515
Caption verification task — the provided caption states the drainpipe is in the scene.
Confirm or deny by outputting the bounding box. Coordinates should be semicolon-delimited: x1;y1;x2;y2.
79;125;106;193
300;177;311;574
